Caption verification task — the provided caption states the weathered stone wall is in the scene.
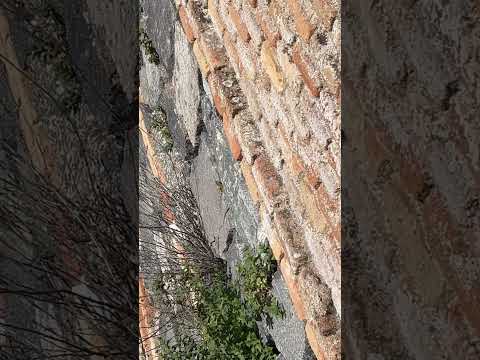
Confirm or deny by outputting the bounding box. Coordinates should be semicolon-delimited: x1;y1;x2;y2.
342;1;480;359
140;0;331;356
175;0;341;358
1;2;138;358
140;26;317;359
139;275;159;360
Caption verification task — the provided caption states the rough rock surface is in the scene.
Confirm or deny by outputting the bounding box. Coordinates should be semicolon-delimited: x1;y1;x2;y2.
1;2;138;358
173;24;202;147
189;134;231;257
139;1;314;358
173;0;341;358
264;271;316;360
343;1;480;358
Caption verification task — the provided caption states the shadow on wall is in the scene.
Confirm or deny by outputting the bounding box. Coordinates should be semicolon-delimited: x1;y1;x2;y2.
342;1;480;358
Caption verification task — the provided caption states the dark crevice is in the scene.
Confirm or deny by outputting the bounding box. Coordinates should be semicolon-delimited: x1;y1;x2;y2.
441;79;459;111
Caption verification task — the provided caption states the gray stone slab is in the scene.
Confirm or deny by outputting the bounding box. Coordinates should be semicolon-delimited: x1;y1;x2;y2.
259;271;316;360
190;134;231;258
142;0;176;78
140;6;193;159
173;23;202;148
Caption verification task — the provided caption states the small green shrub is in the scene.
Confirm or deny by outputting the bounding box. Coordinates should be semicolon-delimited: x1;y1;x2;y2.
150;107;174;152
158;245;283;359
159;272;277;360
139;27;160;65
236;244;284;322
157;335;208;360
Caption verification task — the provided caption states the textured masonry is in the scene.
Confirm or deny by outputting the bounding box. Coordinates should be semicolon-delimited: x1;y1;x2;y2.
177;0;341;359
139;275;158;360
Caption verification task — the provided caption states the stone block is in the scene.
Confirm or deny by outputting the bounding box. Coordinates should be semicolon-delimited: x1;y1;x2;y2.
240;2;264;47
192;40;210;77
252;154;282;203
186;0;208;39
305;322;324;360
218;0;238;37
273;208;309;273
276;43;302;87
312;0;337;32
199;27;228;71
223;112;243;161
287;0;316;41
229;4;251;42
208;67;247;118
298;179;330;235
298;267;334;321
291;153;306;179
240;159;261;204
238;78;262;121
261;41;285;93
233;110;264;164
292;45;321;97
189;135;233;258
237;40;257;81
178;5;196;42
207;0;225;37
263;271;317;360
256;11;281;48
223;30;241;73
268;229;285;262
173;25;202;147
279;258;306;321
305;321;341;360
321;64;339;96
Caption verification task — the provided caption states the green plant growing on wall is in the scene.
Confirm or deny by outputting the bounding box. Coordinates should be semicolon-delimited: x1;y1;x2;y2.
236;244;284;322
159;271;278;360
139;27;160;65
150;107;174;152
156;245;283;359
157;335;206;360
